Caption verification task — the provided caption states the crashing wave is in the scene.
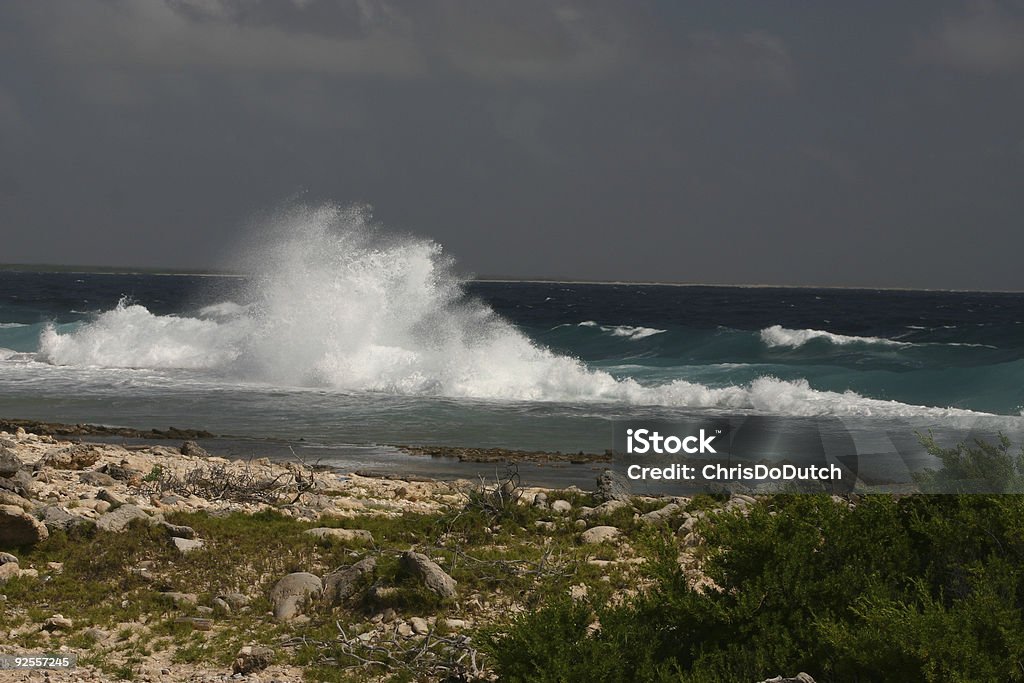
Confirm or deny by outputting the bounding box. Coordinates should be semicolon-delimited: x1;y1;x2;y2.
760;324;909;349
32;202;990;418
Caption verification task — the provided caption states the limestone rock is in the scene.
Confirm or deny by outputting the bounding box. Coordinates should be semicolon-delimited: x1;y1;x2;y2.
180;440;209;458
551;499;572;513
0;491;34;510
323;557;376;605
410;616;430;635
640;503;680;524
233;646;275;675
595;469;631;502
580;525;621;544
270;572;322;621
97;488;126;506
0;447;23;477
83;627;110;643
171;537;204;554
399;551;457;599
219;592;250;610
0;470;37;498
79;471;117;487
304;527;373;544
102;462;142;483
0;562;20;583
161;592;198;606
581;499;631;519
159;521;196;539
42;614;73;632
39;444;100;470
95;504;150;532
0;504;48;546
36;506;90;533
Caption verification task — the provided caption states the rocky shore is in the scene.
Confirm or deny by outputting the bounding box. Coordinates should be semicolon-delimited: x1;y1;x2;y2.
0;426;814;683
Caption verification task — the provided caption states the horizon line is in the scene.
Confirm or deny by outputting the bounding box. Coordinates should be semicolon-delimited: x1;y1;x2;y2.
0;262;1021;294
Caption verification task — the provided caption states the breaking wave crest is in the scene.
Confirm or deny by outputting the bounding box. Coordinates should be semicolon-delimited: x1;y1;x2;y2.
760;324;909;348
32;202;988;417
577;321;666;340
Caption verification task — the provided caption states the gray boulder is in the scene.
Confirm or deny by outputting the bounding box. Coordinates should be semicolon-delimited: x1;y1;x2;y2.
160;592;198;606
270;572;322;621
595;469;631;502
79;471;118;487
36;505;90;532
580;499;631;519
158;521;196;539
171;537;204;554
757;675;815;683
323;557;376;605
95;504;150;532
0;470;37;498
0;491;34;510
219;592;250;610
399;551;457;599
180;440;209;458
551;499;572;513
97;488;126;506
0;447;23;477
233;646;274;675
581;525;621;544
640;503;680;524
410;616;430;635
42;614;73;632
101;462;142;482
304;527;373;544
0;504;48;546
38;444;100;470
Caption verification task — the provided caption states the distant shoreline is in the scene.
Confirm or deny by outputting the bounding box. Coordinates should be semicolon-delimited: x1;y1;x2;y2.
1;263;1022;294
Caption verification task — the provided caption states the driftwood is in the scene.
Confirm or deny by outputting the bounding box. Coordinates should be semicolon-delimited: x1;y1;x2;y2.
134;455;319;505
282;619;484;682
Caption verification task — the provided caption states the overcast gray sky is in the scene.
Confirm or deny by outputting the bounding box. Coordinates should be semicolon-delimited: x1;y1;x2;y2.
1;1;1023;289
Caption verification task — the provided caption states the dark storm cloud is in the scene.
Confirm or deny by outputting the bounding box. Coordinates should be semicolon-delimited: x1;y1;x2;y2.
1;1;1022;289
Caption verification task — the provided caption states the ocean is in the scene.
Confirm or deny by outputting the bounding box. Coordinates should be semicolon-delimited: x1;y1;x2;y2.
1;210;1022;480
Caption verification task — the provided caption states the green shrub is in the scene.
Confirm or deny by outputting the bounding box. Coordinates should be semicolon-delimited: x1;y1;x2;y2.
485;492;1024;682
915;432;1024;493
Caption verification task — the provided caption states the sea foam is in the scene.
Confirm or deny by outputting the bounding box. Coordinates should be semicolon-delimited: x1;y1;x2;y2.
760;324;909;348
578;321;666;340
33;202;987;417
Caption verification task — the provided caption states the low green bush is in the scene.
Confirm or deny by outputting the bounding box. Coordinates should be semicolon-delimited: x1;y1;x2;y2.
485;493;1024;682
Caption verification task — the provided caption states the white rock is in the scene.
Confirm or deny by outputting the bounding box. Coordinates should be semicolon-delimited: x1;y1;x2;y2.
304;528;373;543
171;537;204;554
550;500;572;513
580;526;621;544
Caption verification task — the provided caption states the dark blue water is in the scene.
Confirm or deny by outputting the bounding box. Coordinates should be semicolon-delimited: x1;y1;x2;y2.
0;270;1022;473
2;272;1023;414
